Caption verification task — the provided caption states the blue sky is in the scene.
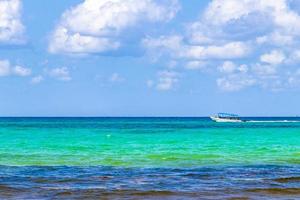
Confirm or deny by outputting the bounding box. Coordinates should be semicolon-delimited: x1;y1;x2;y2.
1;0;300;116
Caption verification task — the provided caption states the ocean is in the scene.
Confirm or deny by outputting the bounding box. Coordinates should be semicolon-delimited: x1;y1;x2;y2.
0;117;300;199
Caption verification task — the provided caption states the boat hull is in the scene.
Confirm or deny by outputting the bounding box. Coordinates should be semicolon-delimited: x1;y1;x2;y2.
210;116;243;123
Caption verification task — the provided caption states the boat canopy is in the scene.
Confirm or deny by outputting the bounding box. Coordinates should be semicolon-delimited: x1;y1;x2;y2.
217;113;239;117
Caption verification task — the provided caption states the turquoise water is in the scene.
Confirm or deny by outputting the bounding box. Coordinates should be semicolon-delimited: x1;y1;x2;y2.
0;117;300;167
1;117;300;199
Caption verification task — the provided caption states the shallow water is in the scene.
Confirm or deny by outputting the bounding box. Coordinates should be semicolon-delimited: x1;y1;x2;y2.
0;117;300;199
0;165;300;199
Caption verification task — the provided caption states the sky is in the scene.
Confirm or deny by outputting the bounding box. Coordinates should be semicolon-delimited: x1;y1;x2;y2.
1;0;300;117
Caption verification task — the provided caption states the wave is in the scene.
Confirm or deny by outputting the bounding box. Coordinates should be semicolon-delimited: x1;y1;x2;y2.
246;120;300;123
0;165;299;199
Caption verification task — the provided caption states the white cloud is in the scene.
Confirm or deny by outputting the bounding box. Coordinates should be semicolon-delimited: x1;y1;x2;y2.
49;0;179;55
13;65;31;76
143;36;250;60
256;32;293;46
31;75;44;84
156;70;179;91
218;61;236;74
0;0;25;44
109;73;124;82
143;0;300;92
238;64;248;73
147;70;179;91
49;28;120;55
48;67;71;81
185;61;206;70
143;35;182;52
288;50;300;63
260;50;285;65
142;35;183;61
200;0;300;46
217;61;283;92
0;59;10;76
252;63;278;76
0;59;31;77
203;0;285;25
184;42;250;60
217;75;256;92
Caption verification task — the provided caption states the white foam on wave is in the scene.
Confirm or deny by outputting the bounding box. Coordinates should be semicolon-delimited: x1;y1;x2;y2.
246;120;300;123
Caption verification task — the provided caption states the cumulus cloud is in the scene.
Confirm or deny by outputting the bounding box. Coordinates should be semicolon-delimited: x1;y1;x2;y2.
185;61;206;70
200;0;300;43
218;61;236;74
260;50;286;65
219;62;249;74
184;42;250;60
31;75;44;84
0;59;31;77
147;70;179;91
0;0;25;44
47;67;71;81
109;73;124;83
144;0;300;92
143;36;250;61
49;0;179;55
157;70;179;90
217;75;256;92
13;65;31;76
252;63;278;76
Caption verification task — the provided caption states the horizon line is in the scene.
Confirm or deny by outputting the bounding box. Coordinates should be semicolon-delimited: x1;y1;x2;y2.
0;116;299;118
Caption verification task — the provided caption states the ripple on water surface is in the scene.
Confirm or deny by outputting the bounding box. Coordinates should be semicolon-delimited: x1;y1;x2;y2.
0;165;299;199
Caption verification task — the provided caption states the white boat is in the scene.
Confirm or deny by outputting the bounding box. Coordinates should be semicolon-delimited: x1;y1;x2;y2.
210;113;244;122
